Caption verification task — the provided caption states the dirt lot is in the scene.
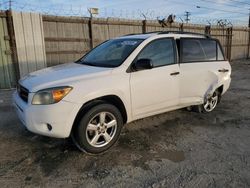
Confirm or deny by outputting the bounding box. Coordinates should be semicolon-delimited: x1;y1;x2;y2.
0;60;250;188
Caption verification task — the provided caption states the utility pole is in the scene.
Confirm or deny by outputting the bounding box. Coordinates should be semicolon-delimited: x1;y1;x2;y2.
9;0;12;10
248;9;250;27
185;11;191;23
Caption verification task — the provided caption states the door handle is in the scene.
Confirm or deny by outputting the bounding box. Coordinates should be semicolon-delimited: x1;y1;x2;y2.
170;72;180;76
218;69;229;73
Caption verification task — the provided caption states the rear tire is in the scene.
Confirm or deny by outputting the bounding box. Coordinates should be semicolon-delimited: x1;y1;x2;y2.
72;103;123;154
193;90;221;113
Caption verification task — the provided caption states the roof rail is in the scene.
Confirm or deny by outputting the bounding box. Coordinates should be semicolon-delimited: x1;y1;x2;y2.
157;31;211;38
123;31;211;38
123;31;160;36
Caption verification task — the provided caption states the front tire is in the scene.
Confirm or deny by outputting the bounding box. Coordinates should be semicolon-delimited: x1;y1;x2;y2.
72;103;123;154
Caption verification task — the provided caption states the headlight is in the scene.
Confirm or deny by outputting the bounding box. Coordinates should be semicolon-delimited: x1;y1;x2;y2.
32;86;72;105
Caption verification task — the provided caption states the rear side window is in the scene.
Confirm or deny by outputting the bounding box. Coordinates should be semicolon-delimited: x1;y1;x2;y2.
136;38;175;67
181;38;224;63
201;40;216;61
217;43;225;60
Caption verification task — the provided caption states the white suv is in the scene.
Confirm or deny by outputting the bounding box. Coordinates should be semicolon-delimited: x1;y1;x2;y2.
13;31;231;154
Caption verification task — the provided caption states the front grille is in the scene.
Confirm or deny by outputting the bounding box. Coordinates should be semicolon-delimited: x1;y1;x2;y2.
17;84;29;103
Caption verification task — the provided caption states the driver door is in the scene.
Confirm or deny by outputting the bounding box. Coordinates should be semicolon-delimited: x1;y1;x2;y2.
130;38;180;119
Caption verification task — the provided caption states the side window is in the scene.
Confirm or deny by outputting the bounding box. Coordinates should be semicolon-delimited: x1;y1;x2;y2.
137;39;175;67
217;43;225;60
182;39;205;62
200;40;216;61
181;38;219;63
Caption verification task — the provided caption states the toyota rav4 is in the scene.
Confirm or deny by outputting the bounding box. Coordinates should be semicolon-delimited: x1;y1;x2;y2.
13;31;231;154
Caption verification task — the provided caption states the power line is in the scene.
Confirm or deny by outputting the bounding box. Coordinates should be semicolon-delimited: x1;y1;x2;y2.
227;0;250;6
196;5;249;15
164;0;249;16
200;0;249;10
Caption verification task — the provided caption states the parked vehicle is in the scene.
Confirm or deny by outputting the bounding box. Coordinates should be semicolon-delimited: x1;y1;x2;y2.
13;31;231;154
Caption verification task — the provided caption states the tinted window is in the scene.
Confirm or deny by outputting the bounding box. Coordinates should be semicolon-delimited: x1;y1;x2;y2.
217;43;225;60
78;39;143;67
137;39;175;67
181;39;218;62
201;40;216;60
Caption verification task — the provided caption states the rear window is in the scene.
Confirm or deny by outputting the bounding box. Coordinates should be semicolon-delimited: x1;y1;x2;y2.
181;38;224;63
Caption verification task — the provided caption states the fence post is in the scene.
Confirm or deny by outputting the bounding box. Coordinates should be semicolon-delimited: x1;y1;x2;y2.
205;25;211;36
88;17;94;49
226;27;233;61
229;27;233;61
6;10;19;83
179;23;184;32
247;28;250;59
142;20;147;33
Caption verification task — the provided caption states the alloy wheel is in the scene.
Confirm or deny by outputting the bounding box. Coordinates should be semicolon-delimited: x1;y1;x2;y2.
86;112;117;148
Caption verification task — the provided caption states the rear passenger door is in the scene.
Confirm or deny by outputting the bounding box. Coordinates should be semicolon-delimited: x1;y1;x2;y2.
179;38;230;104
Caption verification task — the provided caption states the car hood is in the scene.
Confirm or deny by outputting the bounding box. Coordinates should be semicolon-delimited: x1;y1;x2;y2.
19;63;113;92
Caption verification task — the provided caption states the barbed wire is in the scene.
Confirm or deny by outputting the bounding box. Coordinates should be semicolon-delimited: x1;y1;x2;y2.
0;0;248;27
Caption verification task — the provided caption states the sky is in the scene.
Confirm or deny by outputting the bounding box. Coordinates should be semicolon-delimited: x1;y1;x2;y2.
0;0;249;26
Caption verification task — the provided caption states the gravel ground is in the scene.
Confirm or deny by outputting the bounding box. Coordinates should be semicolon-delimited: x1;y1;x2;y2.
0;60;250;188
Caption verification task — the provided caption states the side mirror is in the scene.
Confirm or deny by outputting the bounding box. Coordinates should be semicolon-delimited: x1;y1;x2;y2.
133;58;153;71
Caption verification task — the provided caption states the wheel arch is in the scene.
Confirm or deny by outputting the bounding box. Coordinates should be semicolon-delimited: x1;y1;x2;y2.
217;85;223;94
71;95;128;134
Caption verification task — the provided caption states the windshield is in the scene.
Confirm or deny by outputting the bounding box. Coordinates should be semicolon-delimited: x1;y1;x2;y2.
77;38;143;67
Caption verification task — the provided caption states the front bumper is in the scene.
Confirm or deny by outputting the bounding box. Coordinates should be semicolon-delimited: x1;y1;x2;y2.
13;91;81;138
